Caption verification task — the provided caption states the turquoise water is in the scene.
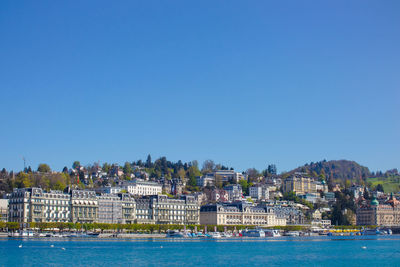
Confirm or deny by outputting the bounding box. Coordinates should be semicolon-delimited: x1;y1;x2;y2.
1;236;400;266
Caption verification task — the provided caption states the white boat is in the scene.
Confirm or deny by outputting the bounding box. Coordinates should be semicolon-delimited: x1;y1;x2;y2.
20;230;35;237
264;229;281;237
284;231;300;237
51;233;63;238
242;229;266;238
166;230;184;238
209;232;222;238
222;232;233;238
10;230;35;237
34;232;47;237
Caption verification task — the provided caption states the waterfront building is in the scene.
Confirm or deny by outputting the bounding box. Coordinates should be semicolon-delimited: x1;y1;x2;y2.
8;188;71;223
282;175;318;195
152;195;199;225
0;199;8;222
249;184;269;200
356;194;400;226
71;190;98;223
135;195;200;225
260;202;305;225
200;202;286;226
121;179;162;196
135;197;154;224
97;194;123;224
120;193;136;224
223;184;243;201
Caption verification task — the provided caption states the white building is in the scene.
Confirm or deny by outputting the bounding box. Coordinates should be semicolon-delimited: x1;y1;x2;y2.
249;184;270;200
8;188;71;223
122;179;162;196
196;174;215;187
223;184;243;201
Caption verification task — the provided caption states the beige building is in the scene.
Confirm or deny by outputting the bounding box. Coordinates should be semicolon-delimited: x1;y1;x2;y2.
282;176;317;195
121;193;136;224
357;194;400;226
71;190;98;223
200;203;286;226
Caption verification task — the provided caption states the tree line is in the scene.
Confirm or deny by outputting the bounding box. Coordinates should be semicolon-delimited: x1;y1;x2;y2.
0;221;310;233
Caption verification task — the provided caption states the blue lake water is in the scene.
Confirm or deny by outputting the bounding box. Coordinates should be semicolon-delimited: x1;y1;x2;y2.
1;236;400;266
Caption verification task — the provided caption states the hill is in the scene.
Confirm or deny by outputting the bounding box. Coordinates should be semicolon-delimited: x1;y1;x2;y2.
286;160;371;185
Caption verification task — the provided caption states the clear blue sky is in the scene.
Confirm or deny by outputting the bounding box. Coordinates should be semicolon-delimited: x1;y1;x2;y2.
1;1;399;173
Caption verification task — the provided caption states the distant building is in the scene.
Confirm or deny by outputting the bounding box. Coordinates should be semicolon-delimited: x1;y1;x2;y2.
200;202;286;226
282;175;318;195
196;174;215;187
207;189;229;202
299;193;324;204
121;179;162;196
96;186;123;195
324;192;336;202
214;170;245;183
350;185;364;200
249;184;269;200
223;184;243;201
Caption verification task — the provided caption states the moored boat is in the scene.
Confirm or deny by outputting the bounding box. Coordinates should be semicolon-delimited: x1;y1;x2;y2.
209;232;222;238
284;231;300;237
166;230;184;238
242;229;266;238
264;229;281;237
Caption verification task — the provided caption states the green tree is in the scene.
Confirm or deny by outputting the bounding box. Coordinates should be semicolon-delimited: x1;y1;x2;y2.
239;179;249;195
72;161;81;170
123;162;132;175
6;222;19;231
376;184;384;192
267;164;277;175
178;168;186;181
37;163;51;173
102;163;111;173
15;172;32;188
146;154;152;168
187;165;201;187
